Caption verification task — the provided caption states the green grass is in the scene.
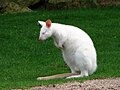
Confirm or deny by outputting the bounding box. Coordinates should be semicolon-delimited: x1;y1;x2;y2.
0;7;120;89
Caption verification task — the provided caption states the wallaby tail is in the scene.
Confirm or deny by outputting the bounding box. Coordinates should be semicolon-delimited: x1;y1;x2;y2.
37;73;79;80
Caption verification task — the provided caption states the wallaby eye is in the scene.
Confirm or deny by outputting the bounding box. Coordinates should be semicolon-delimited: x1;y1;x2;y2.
42;32;45;35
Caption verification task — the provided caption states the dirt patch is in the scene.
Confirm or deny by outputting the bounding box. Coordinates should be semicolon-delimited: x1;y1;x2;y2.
100;0;120;6
30;78;120;90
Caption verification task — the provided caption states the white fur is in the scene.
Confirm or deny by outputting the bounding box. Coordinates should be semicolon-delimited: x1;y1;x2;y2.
38;21;97;78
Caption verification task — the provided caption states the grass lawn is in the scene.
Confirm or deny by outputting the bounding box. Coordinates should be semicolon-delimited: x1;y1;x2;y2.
0;7;120;89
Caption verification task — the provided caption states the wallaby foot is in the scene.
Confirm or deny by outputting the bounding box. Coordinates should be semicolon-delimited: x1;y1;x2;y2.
66;75;83;79
67;71;89;79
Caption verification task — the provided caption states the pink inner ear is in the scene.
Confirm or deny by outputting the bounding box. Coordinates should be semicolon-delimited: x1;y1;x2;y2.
46;19;51;28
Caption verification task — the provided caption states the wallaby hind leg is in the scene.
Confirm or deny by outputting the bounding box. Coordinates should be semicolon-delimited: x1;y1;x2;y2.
37;73;79;80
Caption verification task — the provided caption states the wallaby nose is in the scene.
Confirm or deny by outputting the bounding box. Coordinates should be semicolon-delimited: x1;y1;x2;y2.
39;36;44;41
39;36;41;40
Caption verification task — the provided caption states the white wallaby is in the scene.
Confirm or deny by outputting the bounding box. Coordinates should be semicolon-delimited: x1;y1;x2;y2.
37;19;97;80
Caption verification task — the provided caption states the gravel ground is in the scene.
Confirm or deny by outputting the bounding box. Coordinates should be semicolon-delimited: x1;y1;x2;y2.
30;78;120;90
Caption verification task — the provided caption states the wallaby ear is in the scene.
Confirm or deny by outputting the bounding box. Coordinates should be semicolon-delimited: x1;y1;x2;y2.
46;19;52;28
38;21;45;26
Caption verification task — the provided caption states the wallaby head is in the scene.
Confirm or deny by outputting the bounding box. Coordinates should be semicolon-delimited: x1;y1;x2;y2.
38;19;52;40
